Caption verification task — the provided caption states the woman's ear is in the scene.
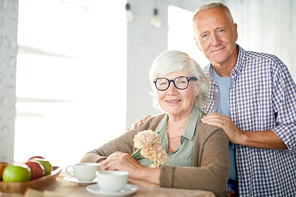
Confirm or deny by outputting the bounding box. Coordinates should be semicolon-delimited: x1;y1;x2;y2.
195;78;202;96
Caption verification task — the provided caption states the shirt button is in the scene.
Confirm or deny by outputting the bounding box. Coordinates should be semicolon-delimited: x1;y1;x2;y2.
215;89;218;92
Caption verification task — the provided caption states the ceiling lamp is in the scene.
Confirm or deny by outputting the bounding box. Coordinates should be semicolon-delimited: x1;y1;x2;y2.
150;8;162;28
125;1;133;22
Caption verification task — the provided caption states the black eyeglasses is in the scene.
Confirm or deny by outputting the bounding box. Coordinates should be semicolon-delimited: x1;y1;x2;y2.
153;76;197;91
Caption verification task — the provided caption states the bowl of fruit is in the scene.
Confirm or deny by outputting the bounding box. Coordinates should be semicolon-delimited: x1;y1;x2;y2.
0;156;62;194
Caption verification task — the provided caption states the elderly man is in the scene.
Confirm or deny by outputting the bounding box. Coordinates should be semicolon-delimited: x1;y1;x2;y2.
194;2;296;197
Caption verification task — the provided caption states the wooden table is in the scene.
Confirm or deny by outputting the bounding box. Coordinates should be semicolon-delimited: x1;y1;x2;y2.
42;172;215;197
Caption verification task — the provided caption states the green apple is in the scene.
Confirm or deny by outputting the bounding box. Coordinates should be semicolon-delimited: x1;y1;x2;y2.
30;158;52;175
0;162;9;180
2;164;31;182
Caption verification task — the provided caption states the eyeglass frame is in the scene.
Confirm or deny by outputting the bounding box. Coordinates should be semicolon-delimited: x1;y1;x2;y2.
153;76;198;91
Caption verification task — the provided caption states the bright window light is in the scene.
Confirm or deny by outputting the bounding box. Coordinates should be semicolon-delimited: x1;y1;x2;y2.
15;0;127;167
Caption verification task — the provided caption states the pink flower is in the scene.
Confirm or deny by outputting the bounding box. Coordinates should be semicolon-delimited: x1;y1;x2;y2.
134;130;161;149
132;130;167;168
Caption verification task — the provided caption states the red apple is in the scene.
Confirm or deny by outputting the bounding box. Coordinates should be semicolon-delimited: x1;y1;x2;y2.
28;156;45;161
0;162;9;180
25;161;45;180
30;158;52;176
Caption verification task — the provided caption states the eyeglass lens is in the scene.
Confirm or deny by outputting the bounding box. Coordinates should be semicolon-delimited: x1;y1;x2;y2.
155;76;189;91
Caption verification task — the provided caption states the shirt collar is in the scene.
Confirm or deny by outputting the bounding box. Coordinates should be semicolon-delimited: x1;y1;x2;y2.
230;45;245;78
155;105;202;141
183;105;201;140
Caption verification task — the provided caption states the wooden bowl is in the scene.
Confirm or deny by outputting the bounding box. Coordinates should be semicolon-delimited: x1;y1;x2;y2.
0;166;62;194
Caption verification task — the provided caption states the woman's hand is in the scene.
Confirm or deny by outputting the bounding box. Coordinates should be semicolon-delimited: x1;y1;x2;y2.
100;151;146;180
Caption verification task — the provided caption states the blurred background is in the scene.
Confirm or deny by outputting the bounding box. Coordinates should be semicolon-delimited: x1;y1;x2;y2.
0;0;295;168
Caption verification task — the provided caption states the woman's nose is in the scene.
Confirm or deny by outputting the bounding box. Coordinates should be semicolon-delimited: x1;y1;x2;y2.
166;81;178;94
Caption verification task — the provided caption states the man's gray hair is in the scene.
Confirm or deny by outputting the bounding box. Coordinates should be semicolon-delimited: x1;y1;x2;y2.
193;2;234;34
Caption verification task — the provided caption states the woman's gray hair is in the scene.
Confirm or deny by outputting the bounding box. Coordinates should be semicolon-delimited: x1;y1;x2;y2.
192;2;234;34
149;50;209;111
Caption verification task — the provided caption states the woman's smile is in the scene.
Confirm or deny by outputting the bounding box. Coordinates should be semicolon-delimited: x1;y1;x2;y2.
166;99;181;104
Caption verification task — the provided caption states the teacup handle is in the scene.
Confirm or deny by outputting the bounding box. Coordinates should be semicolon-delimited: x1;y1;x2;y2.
66;165;75;176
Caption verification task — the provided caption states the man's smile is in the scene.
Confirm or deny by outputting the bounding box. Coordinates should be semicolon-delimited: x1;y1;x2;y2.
211;47;225;53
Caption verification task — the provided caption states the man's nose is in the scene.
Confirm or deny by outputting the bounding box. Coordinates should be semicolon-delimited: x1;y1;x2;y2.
211;33;221;46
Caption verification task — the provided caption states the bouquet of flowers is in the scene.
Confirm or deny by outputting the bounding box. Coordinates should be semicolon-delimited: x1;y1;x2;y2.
131;129;168;168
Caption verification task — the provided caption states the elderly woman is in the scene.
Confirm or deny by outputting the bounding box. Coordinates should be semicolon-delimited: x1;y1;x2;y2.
80;50;230;197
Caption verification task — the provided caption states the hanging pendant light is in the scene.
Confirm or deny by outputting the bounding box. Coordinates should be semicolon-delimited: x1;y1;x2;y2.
150;0;161;28
150;8;162;28
125;1;133;22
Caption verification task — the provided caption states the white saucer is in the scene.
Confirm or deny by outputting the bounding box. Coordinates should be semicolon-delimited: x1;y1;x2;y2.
63;176;97;185
86;184;138;196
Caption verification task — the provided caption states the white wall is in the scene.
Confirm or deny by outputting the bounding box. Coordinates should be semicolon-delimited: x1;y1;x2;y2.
0;0;18;163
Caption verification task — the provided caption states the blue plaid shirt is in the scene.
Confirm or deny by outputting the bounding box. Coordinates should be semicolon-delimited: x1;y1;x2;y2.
202;45;296;197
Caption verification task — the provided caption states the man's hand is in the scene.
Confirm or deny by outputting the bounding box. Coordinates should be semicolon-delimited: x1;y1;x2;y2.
201;113;286;149
127;115;151;131
201;113;243;144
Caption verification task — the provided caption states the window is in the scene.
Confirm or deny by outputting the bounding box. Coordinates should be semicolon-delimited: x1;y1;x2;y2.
15;0;127;166
168;5;209;68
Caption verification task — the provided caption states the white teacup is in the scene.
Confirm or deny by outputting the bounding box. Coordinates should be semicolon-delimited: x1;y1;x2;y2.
66;163;101;181
96;171;129;192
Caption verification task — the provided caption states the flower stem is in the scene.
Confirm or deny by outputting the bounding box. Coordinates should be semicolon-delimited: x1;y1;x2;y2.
131;149;144;161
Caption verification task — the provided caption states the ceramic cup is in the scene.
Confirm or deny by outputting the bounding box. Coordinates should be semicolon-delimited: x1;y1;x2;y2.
96;171;129;192
66;163;101;181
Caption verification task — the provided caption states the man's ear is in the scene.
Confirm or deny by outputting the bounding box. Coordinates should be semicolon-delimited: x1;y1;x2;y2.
234;23;238;41
194;36;202;51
